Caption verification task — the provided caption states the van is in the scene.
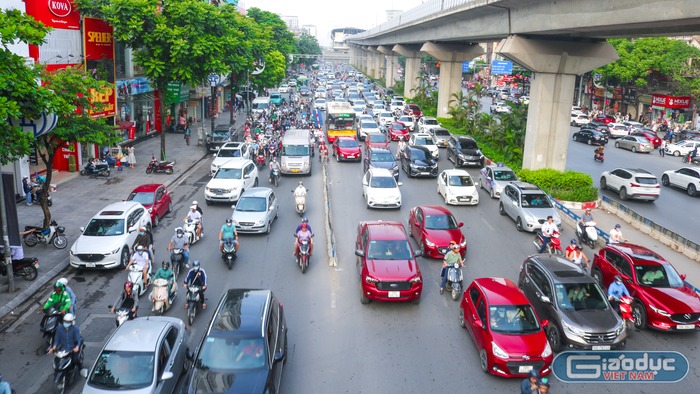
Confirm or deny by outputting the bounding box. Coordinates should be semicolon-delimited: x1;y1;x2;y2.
251;97;271;114
280;129;311;175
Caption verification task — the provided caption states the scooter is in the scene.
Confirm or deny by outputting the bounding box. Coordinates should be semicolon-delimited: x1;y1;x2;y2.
151;278;176;315
221;239;237;270
577;221;598;249
270;168;280;187
444;262;464;301
682;152;700;166
29;182;53;206
127;263;151;297
610;295;634;337
183;219;200;245
185;285;202;325
52;342;84;394
294;233;313;274
0;251;39;281
39;305;62;353
23;221;67;249
146;155;175;174
533;231;563;255
256;154;266;170
80;163;110;177
293;191;307;216
594;151;605;163
170;249;184;278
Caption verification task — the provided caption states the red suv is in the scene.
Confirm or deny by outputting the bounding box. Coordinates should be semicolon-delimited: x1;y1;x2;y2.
332;137;361;161
355;221;423;304
408;206;466;259
460;278;552;377
630;130;662;148
388;122;409;141
591;243;700;331
593;115;616;124
403;104;423;118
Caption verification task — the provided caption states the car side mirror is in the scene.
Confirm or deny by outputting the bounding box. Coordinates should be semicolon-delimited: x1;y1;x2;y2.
362;181;368;186
244;175;250;179
80;227;85;233
458;222;464;228
128;226;137;233
274;352;284;363
80;368;89;378
681;274;687;280
474;319;483;329
512;201;518;207
414;221;421;227
540;295;551;304
621;274;631;282
541;319;549;327
354;249;365;257
231;204;236;209
161;371;174;381
413;250;422;258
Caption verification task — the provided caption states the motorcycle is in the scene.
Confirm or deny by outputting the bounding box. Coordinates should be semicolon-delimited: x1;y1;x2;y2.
444;262;464;301
111;307;134;327
221;238;237;270
256;154;266;170
39;305;61;353
52;342;84;394
682;152;699;166
80;163;110;177
269;168;280;187
151;278;176;315
170;249;184;278
293;191;307;216
533;231;562;255
127;263;151;297
594;151;604;163
146;155;175;174
183;219;200;245
610;295;634;337
185;285;202;325
0;249;39;281
294;233;313;274
577;221;598;249
23;221;67;249
29;182;53;206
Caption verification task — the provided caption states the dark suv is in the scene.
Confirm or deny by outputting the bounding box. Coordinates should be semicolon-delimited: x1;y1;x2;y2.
206;124;234;152
188;289;288;394
401;146;438;178
447;135;484;167
518;255;626;352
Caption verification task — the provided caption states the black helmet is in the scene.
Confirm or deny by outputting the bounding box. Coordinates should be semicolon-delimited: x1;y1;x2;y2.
537;378;551;387
162;261;170;269
528;369;540;379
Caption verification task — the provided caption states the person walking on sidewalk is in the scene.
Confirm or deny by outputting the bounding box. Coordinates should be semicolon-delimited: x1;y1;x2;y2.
184;124;191;146
128;144;136;169
659;140;666;157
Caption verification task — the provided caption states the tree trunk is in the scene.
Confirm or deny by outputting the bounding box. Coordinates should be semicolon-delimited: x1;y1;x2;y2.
36;144;60;229
159;85;167;161
211;86;216;134
229;76;235;125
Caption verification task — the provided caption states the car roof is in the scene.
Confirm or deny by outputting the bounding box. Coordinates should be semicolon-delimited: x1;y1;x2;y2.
240;187;272;198
509;182;543;192
221;142;243;149
418;205;453;215
208;289;271;337
368;147;391;154
604;243;668;265
475;278;529;306
97;201;143;217
414;133;431;137
531;255;593;284
409;145;431;154
105;317;177;352
361;221;408;240
220;159;252;169
131;184;163;193
213;124;234;130
619;168;654;176
443;168;471;177
368;168;394;177
423;116;437;121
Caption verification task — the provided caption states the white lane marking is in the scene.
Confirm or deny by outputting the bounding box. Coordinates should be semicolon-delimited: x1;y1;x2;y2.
481;217;494;231
331;290;336;309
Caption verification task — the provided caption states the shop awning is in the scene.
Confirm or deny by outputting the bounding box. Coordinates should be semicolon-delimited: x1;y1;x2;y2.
115;121;135;130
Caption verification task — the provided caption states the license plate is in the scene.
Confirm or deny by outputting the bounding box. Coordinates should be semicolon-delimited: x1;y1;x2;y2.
518;366;533;373
388;291;400;298
677;324;695;330
242;226;252;230
86;263;96;268
458;197;471;202
292;169;298;173
592;345;610;350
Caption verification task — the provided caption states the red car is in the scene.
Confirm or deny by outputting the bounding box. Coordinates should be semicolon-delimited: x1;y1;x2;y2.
365;133;390;151
591;243;700;331
593;115;616;124
461;278;553;377
630;131;662;147
389;122;409;141
332;137;361;161
408;206;466;259
126;184;172;227
403;104;423;119
355;221;423;304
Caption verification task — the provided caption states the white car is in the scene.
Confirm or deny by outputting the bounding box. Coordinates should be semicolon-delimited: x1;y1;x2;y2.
314;98;327;111
210;142;250;175
315;89;326;99
662;167;700;197
409;133;439;159
354;100;367;108
362;168;402;209
279;85;289;93
205;159;259;204
437;169;479;205
390;101;404;112
600;168;660;201
376;112;394;126
288;80;297;87
397;115;415;131
417;116;441;133
521;96;530;105
372;104;386;113
495;103;511;114
69;201;152;269
665;140;700;157
358;121;380;140
607;123;630;138
570;113;590;127
572;106;584;114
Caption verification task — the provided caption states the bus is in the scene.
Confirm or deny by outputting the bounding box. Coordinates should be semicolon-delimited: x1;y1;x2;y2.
325;102;356;142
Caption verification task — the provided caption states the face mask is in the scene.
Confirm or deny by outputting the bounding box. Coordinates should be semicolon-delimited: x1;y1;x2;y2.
140;232;145;235
138;252;143;255
194;267;200;271
227;223;232;227
63;323;71;328
177;234;183;238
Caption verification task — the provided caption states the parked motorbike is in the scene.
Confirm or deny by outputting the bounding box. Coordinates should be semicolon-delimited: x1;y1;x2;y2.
594;151;605;163
610;295;634;337
0;249;38;281
444;262;464;301
151;278;176;315
577;221;598;249
29;182;53;206
221;238;237;270
39;305;61;353
533;231;562;255
183;219;200;245
52;342;84;394
293;190;307;216
170;249;184;278
270;168;280;187
294;233;313;274
682;152;700;166
127;263;151;297
23;221;67;249
185;285;202;325
146;155;175;174
80;163;110;177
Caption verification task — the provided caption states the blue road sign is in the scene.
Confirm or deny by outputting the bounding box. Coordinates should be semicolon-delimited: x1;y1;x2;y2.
491;60;513;75
462;62;470;72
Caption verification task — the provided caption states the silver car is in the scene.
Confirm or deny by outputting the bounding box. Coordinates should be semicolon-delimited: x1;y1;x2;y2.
614;135;654;153
479;165;519;199
81;317;188;394
428;127;452;148
231;187;279;234
498;182;562;232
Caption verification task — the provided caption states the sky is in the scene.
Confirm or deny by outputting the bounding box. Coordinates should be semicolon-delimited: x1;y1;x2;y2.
243;0;425;47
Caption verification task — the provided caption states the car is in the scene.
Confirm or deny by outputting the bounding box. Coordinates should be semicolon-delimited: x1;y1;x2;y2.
288;80;297;87
518;255;627;352
447;135;484;167
581;121;609;136
499;90;510;100
461;278;553;377
335;97;347;103
231;188;279;234
409;205;466;258
389;101;404;112
416;116;441;133
361;168;403;208
353;100;366;108
69;201;152;269
376;112;394;126
401;146;438;178
350;105;362;114
313;98;327;111
630;130;662;148
676;129;700;142
269;92;285;105
498;182;562;232
424;128;450;150
372;103;386;113
614;135;654;153
388;122;409;141
403;104;423;118
490;101;505;113
332;137;362;161
591;244;700;332
204;159;259;204
396;115;415;131
364;132;390;151
479;165;518;199
437;169;479;206
662;167;700;196
363;147;399;180
187;289;287;394
600;168;660;201
664;140;700;157
408;132;439;159
299;86;310;96
278;84;289;93
127;184;172;227
315;88;326;99
593;114;616;124
571;106;585;114
347;93;361;104
83;317;189;394
521;96;530;105
570;113;590;127
358;121;380;140
607;123;630;138
206;124;235;152
354;220;422;303
210;142;250;175
622;121;644;131
572;128;608;145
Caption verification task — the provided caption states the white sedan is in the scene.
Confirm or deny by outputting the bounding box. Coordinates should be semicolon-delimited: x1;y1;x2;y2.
665;140;700;157
397;115;415;131
437;169;479;205
362;168;402;209
409;133;439;159
662;167;700;197
390;101;404;112
314;98;327;111
376;112;394;126
607;123;630;138
279;85;289;93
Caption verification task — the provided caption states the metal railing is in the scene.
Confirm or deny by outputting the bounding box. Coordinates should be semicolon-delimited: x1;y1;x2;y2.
551;199;610;243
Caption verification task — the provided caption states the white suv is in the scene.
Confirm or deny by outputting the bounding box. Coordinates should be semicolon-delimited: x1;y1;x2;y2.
570;113;590;126
210;142;250;175
205;159;259;204
409;133;439;159
69;201;152;269
600;168;660;201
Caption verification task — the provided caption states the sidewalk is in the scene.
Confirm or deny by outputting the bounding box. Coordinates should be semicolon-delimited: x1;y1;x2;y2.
0;111;245;319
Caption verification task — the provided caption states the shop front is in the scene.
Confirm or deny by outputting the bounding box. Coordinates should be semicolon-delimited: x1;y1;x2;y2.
116;77;158;141
650;94;692;125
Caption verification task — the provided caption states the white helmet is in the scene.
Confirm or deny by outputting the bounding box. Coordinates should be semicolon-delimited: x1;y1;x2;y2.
192;200;198;205
57;278;68;286
63;313;75;323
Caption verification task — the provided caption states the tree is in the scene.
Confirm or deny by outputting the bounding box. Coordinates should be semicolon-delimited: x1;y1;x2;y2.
251;50;286;92
246;8;294;61
293;33;322;64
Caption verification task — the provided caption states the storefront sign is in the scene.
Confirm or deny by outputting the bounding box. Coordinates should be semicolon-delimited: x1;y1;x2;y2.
116;78;152;98
25;0;79;30
594;87;605;98
83;17;116;118
652;94;691;109
639;95;652;105
166;82;190;104
52;142;79;172
128;126;135;140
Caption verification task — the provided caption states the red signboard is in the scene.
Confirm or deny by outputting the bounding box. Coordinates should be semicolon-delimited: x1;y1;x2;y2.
651;94;691;109
25;0;80;30
52;141;79;171
83;17;116;118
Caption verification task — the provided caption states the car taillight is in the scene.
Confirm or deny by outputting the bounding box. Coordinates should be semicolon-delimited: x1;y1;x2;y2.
630;183;640;187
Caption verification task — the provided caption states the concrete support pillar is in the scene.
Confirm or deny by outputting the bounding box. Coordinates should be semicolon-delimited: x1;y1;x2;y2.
361;46;369;74
378;46;396;88
393;44;426;99
496;36;619;170
421;42;484;118
367;47;383;79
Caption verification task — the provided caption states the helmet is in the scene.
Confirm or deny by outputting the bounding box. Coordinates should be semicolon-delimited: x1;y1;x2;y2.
58;277;68;286
192;201;199;205
302;217;309;223
54;282;64;291
576;244;583;250
193;260;200;267
226;218;232;223
136;245;144;251
190;205;197;210
63;313;75;323
528;369;540;379
176;227;184;234
615;275;622;283
298;181;303;185
570;239;577;245
124;281;133;289
162;261;170;268
537;378;551;388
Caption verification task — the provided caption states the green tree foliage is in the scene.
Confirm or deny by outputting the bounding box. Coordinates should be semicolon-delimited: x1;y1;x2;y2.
293;33;322;64
246;8;294;60
251;50;286;91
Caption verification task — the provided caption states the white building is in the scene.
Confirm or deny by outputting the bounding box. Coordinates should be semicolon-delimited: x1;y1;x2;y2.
281;15;299;29
301;24;317;38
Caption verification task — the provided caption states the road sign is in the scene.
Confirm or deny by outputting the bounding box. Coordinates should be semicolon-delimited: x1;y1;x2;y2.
208;74;229;87
462;62;469;72
491;60;513;75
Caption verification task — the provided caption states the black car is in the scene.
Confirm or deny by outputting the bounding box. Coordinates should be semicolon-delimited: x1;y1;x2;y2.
572;128;608;146
188;289;288;394
401;146;438;178
581;121;609;136
207;124;235;152
300;87;310;96
446;135;485;167
364;147;399;180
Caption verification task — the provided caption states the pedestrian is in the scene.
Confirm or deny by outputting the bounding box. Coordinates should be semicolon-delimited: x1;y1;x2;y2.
128;144;136;169
22;176;32;205
659;140;666;157
521;370;539;394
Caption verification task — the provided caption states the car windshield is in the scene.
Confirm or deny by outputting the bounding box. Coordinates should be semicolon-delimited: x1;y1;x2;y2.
270;94;280;99
425;119;439;125
489;305;541;334
415;137;435;145
252;102;268;110
214;168;243;179
424;214;458;230
448;175;473;186
196;336;266;372
370;176;397;188
235;197;266;212
555;283;608;311
434;129;450;136
362;122;378;129
520;194;552;208
338;140;358;148
316;99;326;104
88;351;154;390
366;240;413;260
217;149;241;158
83;219;125;236
493;170;517;181
399;117;412;123
127;192;154;206
381;112;392;118
368;134;386;143
370;151;393;162
281;145;310;156
355;101;366;106
411;149;429;160
212;129;229;136
635;264;685;288
393;124;406;131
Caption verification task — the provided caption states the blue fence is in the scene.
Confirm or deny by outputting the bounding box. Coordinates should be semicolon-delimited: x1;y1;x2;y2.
551;199;610;243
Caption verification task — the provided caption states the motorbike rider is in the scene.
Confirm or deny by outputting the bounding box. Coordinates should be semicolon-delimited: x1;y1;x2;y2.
537;377;551;394
564;239;577;259
132;226;153;261
538;216;557;253
48;313;81;367
125;245;150;286
397;139;407;157
57;278;77;315
294;181;307;198
269;157;281;182
42;282;71;315
153;261;175;298
595;145;604;158
184;261;207;310
167;227;190;268
294;222;314;258
192;200;204;235
318;141;328;162
251;140;260;158
0;373;12;394
607;275;631;312
295;217;313;235
440;241;463;295
579;208;595;233
570;245;590;269
219;218;239;254
521;369;540;394
183;205;202;240
111;281;138;319
608;223;628;244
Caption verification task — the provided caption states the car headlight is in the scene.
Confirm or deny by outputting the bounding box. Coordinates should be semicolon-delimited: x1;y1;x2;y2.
541;341;552;358
460;239;467;248
492;342;509;359
472;190;478;196
649;304;671;317
424;239;435;247
148;207;153;213
409;276;421;283
70;250;77;256
206;187;212;192
104;248;120;256
524;214;537;223
562;320;586;338
614;322;625;336
365;275;379;284
410;163;419;168
255;218;266;226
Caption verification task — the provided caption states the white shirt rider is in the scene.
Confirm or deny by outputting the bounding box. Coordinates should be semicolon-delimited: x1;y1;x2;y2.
541;221;557;237
186;210;202;224
294;185;307;197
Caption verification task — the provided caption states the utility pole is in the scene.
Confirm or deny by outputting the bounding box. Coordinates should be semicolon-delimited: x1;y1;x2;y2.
0;175;15;293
